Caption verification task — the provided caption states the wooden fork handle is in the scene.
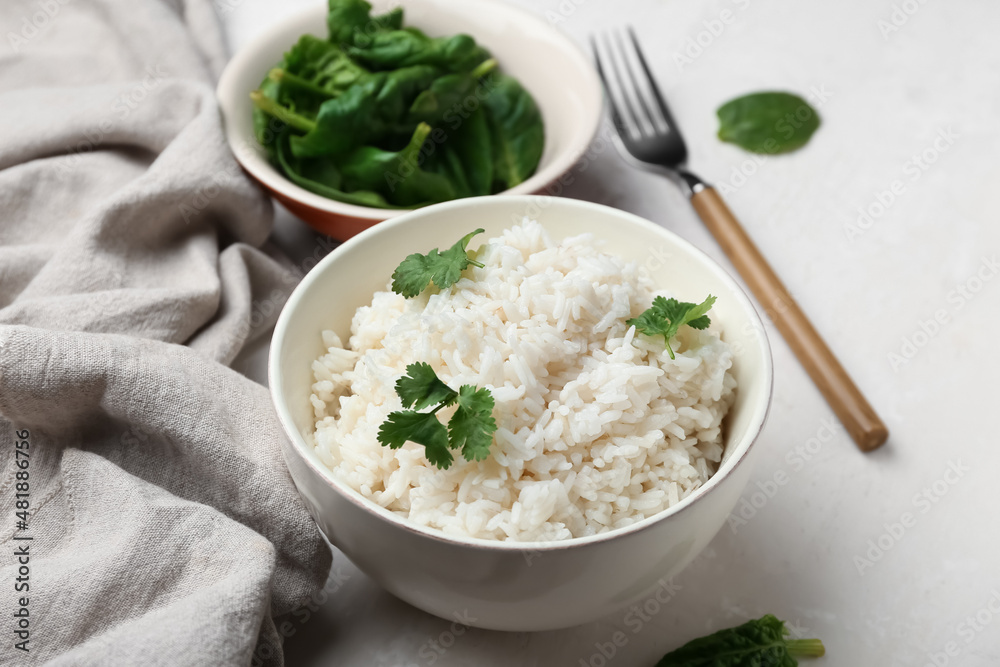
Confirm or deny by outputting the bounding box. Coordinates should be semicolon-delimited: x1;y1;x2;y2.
690;185;888;452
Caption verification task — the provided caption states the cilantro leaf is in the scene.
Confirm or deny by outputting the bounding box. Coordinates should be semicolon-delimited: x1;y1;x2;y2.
655;614;825;666
391;252;438;298
396;362;458;410
377;363;498;469
627;295;717;360
377;410;453;468
390;228;486;297
447;385;497;462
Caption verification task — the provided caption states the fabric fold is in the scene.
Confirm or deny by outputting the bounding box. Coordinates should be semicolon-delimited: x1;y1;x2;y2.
0;0;331;664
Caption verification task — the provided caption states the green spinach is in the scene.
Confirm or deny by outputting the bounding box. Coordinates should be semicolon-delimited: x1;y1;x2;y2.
288;74;388;158
275;130;397;208
428;107;493;197
716;91;820;154
327;0;401;47
340;122;457;206
249;0;544;210
655;615;825;666
281;35;367;102
481;74;545;191
252;66;285;157
348;31;491;73
408;58;496;125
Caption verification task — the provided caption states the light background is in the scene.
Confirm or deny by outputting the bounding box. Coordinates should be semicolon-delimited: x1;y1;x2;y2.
225;0;1000;664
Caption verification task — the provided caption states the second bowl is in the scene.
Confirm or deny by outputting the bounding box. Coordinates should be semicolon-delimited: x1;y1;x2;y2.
217;0;602;239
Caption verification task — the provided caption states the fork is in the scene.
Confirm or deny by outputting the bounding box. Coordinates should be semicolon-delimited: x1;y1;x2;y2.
592;28;888;452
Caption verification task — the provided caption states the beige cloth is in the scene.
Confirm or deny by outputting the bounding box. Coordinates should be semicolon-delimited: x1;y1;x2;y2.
0;0;331;664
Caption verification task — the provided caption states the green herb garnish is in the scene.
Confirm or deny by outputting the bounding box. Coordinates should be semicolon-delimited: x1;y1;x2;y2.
391;229;484;297
377;362;497;469
627;295;716;360
716;91;820;155
656;614;825;666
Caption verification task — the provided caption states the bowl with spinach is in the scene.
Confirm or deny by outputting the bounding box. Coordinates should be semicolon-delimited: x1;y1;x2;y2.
217;0;603;239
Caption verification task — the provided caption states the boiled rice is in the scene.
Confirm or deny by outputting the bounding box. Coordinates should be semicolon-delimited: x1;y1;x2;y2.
308;220;736;542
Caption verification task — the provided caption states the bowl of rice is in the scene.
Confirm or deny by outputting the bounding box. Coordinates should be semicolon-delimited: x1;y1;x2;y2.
269;195;772;631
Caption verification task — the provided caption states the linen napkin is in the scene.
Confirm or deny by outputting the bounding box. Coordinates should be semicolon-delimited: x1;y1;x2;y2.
0;0;332;664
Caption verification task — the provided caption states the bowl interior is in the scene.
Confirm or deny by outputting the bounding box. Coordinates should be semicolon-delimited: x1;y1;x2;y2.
270;196;773;548
217;0;603;221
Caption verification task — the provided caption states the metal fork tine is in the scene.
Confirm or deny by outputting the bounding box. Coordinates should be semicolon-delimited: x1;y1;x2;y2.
626;27;677;131
613;29;664;134
592;32;644;141
604;31;655;139
589;35;625;134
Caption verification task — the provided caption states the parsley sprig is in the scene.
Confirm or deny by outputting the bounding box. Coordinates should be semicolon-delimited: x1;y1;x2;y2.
377;362;497;469
627;295;717;359
391;229;485;298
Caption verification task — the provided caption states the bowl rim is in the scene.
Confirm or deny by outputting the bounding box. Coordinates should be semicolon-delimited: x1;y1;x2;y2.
269;195;774;552
216;0;604;221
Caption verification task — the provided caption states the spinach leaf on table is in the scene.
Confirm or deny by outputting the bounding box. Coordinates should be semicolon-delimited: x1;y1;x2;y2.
340;122;457;206
480;74;544;191
716;91;820;154
655;615;825;667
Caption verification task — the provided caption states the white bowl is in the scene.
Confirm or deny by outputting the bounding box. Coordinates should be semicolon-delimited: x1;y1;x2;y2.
217;0;602;240
269;196;773;631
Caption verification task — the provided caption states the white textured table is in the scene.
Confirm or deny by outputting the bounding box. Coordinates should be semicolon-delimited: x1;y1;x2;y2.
225;1;1000;664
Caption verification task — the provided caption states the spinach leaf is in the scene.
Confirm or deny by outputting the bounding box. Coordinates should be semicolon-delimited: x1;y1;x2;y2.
252;65;285;156
716;91;820;154
340;122;457;206
276;130;397;208
427;147;472;198
289;74;387;158
480;74;544;191
281;34;367;100
408;59;496;126
371;7;403;32
375;65;442;125
655;615;825;667
327;0;405;47
251;90;315;133
408;73;476;124
289;66;441;159
428;106;492;197
327;0;375;46
348;31;490;73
